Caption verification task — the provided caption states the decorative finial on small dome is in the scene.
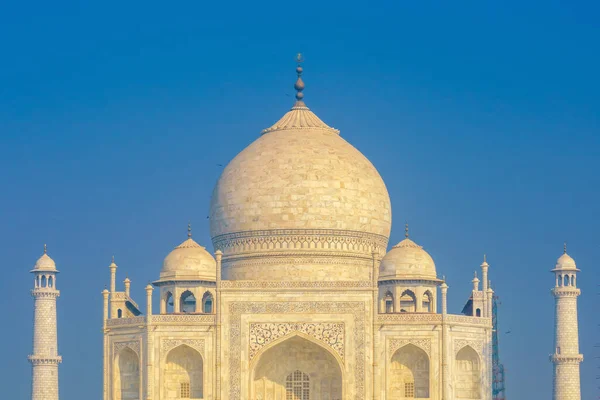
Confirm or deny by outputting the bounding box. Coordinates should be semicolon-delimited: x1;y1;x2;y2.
564;241;567;254
405;223;409;238
294;53;305;103
474;271;478;279
44;244;47;254
483;254;486;263
188;223;192;239
111;255;115;264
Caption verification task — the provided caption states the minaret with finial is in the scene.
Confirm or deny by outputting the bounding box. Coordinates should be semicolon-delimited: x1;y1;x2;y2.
29;244;62;400
551;242;583;400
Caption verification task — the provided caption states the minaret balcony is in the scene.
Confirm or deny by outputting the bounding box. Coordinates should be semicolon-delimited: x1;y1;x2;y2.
27;355;62;365
550;353;583;363
551;287;581;296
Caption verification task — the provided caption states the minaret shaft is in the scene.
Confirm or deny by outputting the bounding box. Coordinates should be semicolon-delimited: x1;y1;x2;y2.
29;248;61;400
30;287;62;400
551;249;583;400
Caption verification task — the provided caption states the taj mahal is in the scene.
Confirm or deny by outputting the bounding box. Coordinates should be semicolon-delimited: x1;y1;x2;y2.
28;58;584;400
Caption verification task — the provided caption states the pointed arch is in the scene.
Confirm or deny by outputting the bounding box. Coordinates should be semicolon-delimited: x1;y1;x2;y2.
455;346;481;399
48;276;54;288
202;291;214;314
180;290;196;313
384;291;394;313
41;275;47;288
400;289;416;313
388;343;430;398
114;347;140;400
251;334;343;400
164;344;203;399
165;291;174;314
422;290;433;313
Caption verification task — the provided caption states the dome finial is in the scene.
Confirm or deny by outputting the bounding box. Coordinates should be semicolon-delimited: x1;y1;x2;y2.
405;223;409;238
294;53;305;104
563;241;567;254
188;223;192;239
43;244;47;254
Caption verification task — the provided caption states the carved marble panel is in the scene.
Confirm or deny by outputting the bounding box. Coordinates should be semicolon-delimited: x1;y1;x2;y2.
249;322;345;361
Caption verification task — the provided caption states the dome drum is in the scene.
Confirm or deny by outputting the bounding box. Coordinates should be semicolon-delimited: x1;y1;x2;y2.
213;229;388;281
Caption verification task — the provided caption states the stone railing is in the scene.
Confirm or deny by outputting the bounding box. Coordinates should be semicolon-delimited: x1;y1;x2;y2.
151;314;216;324
377;313;442;324
106;316;146;328
377;313;491;327
446;315;492;326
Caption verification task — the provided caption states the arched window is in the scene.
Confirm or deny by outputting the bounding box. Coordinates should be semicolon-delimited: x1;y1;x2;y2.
41;275;47;288
165;292;174;314
286;370;310;400
422;291;432;312
384;292;394;313
117;309;123;318
455;346;481;399
400;290;416;313
180;291;196;313
115;347;140;400
48;276;54;288
164;345;203;399
564;275;569;286
202;292;213;314
476;308;481;317
557;274;562;286
571;274;576;287
389;344;430;398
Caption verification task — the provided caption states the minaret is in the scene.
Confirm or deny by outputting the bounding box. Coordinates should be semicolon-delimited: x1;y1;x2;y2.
551;243;583;400
28;245;62;400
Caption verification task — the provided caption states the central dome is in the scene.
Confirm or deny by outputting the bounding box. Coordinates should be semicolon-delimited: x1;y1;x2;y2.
210;69;391;281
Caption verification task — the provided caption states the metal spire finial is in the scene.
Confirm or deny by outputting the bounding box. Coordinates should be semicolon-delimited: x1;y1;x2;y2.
111;255;115;264
294;53;305;102
43;244;47;254
405;223;409;238
563;242;567;254
474;271;478;279
188;223;192;239
483;254;486;263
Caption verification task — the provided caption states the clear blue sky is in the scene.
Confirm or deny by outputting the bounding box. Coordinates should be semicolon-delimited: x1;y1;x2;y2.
0;1;598;399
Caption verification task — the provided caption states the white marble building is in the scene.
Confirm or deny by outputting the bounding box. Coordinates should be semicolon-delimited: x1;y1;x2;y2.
97;60;496;400
31;59;582;400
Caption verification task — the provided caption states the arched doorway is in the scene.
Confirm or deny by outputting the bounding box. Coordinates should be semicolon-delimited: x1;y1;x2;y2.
455;346;481;399
388;344;430;398
251;335;343;400
114;347;140;400
164;345;203;399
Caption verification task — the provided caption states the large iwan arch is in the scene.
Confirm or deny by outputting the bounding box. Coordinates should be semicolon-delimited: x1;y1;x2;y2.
251;335;343;400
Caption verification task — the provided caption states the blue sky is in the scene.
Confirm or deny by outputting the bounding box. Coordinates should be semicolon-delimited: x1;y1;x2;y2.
0;1;598;399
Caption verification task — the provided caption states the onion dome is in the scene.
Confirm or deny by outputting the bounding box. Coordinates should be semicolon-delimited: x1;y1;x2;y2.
209;56;391;281
32;244;57;272
552;243;579;272
158;226;216;282
379;225;438;281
